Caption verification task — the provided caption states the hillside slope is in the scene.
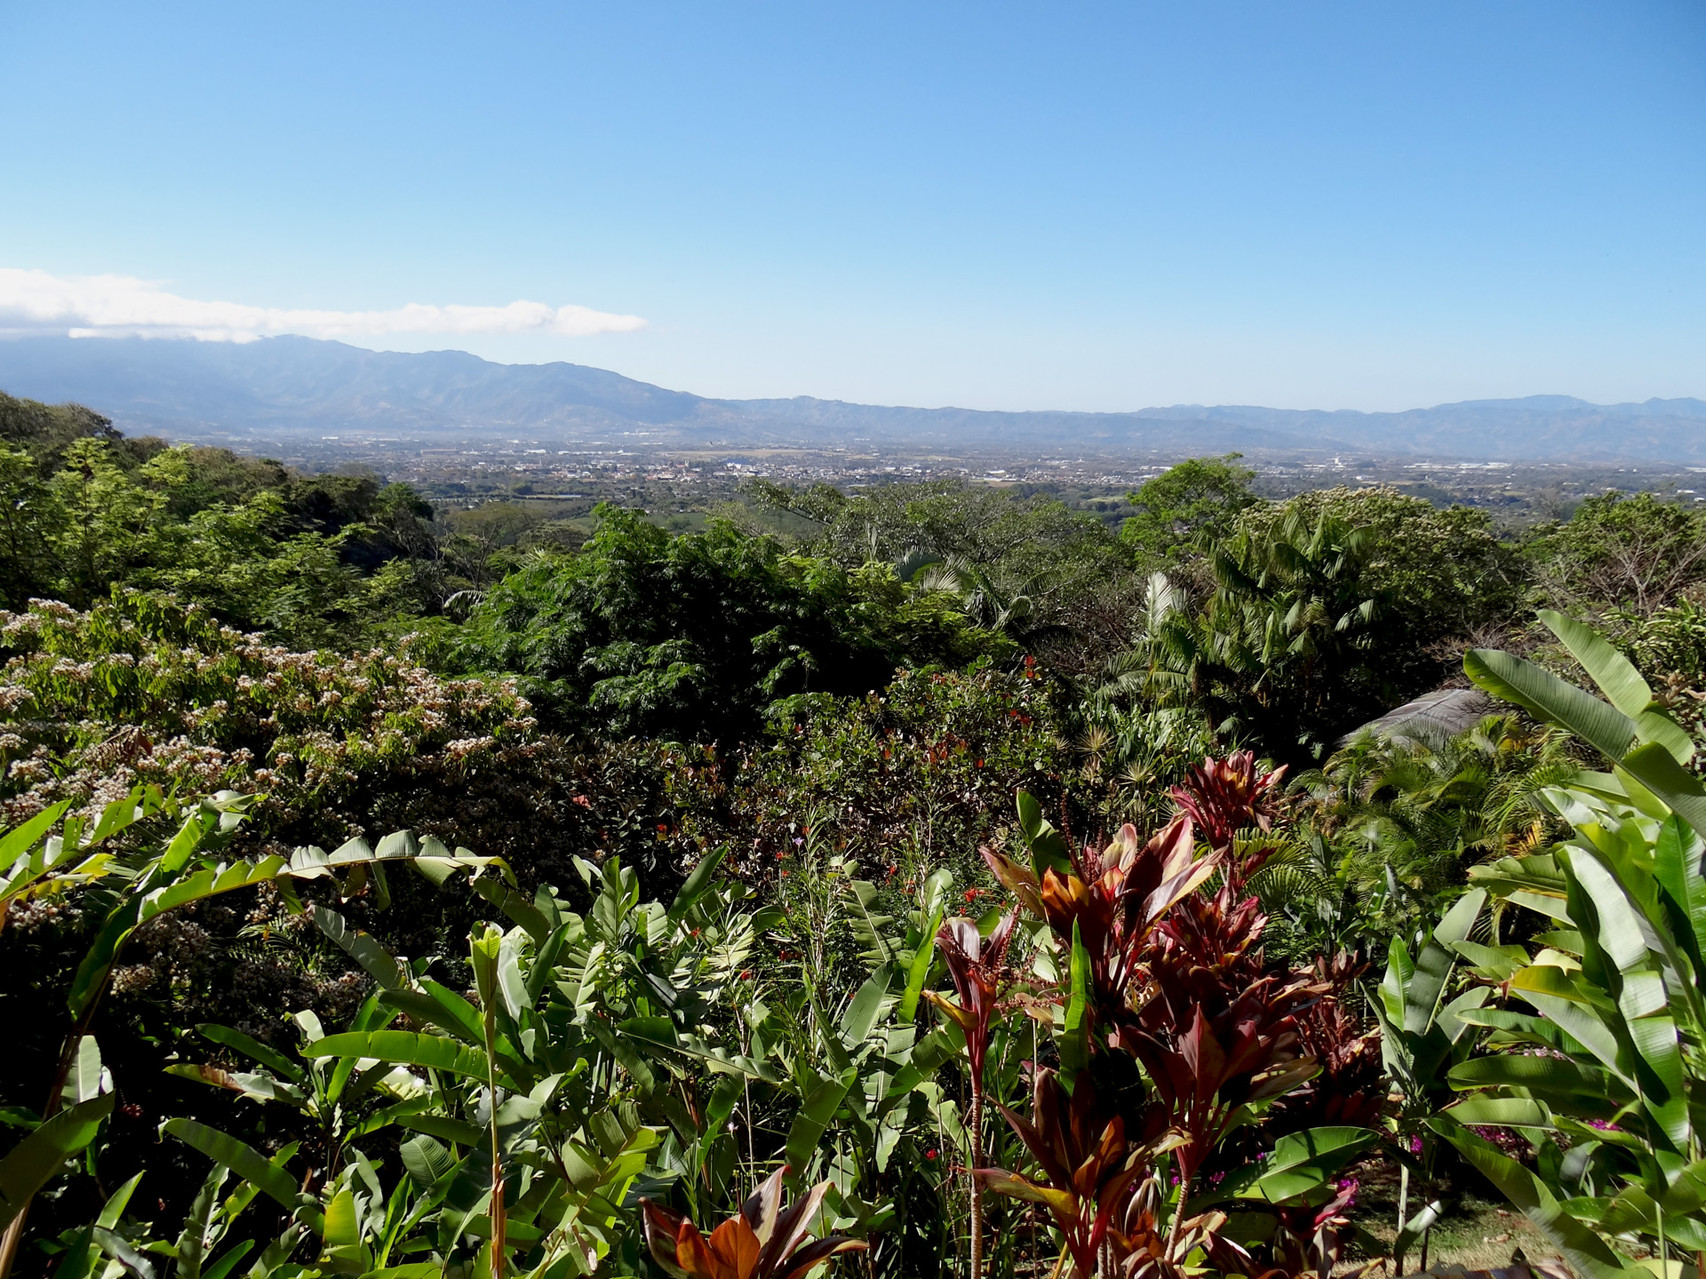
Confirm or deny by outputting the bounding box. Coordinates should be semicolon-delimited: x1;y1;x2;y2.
0;335;1701;460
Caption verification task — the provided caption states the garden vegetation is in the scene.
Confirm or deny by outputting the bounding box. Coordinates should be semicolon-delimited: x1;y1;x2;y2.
2;390;1706;1279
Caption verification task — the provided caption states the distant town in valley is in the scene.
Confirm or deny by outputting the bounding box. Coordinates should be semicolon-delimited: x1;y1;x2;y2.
1;334;1702;528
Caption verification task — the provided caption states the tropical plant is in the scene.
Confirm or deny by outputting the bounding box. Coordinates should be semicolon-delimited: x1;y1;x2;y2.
451;505;999;741
641;1166;868;1279
0;790;496;1279
926;912;1018;1279
971;763;1382;1279
1387;610;1706;1278
1526;490;1706;618
1139;509;1387;759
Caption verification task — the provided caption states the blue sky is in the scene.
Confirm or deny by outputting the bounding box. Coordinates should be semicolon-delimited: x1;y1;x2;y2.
3;1;1704;410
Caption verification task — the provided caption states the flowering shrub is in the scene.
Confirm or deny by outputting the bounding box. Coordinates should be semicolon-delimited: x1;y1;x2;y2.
0;593;686;899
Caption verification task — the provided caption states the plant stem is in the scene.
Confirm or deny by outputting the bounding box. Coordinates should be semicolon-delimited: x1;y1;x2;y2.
1165;1166;1194;1265
968;1085;983;1279
1395;1160;1410;1272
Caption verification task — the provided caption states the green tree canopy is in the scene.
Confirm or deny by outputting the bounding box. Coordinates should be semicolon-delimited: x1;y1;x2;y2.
453;505;1005;741
1120;454;1260;566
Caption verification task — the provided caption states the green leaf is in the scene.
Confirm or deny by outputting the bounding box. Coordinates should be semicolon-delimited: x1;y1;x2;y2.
666;848;726;922
1446;1096;1554;1129
321;1187;360;1252
1058;921;1091;1090
384;982;486;1047
1620;742;1706;842
1449;1053;1617;1103
842;880;895;969
305;1031;494;1083
1394;1199;1443;1263
311;906;404;989
399;1135;457;1189
1223;1127;1375;1203
898;896;945;1023
199;1242;254;1279
838;972;891;1050
0;801;71;875
0;1094;115;1228
784;1068;856;1172
1417;892;1484;1021
1465;646;1637;762
392;1112;485;1149
162;1118;322;1232
1015;790;1072;880
471;878;552;943
1431;1119;1638;1279
173;1165;227;1279
195;1023;305;1083
1541;610;1696;765
91;1225;156;1279
1541;611;1659;723
61;1036;107;1106
1654;814;1706;974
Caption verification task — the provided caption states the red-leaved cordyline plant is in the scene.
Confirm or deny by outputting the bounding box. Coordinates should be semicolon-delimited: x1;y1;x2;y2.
1272;955;1385;1133
1128;1002;1319;1238
973;1068;1154;1279
640;1167;867;1279
1169;751;1287;892
972;758;1382;1279
926;911;1019;1279
975;1068;1245;1279
1256;1177;1363;1279
983;816;1214;1046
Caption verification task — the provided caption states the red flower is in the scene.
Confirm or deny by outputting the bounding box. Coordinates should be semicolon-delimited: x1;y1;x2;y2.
926;1149;939;1161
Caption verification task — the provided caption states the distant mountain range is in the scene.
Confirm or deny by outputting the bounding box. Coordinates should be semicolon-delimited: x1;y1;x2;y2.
1;334;1703;462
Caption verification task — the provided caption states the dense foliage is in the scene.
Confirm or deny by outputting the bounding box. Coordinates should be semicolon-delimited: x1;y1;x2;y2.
4;389;1706;1279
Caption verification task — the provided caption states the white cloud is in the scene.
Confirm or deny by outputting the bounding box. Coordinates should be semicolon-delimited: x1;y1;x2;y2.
0;267;647;343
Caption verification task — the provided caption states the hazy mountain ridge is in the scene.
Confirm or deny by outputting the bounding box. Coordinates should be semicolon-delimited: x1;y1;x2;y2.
0;335;1702;461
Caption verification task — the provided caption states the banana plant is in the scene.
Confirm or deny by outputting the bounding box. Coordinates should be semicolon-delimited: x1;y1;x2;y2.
160;1119;448;1279
1420;615;1706;1278
166;987;430;1194
1465;608;1706;838
1368;887;1489;1272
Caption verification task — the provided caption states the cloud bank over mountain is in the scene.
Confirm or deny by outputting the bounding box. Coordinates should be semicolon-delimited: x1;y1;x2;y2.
0;268;648;344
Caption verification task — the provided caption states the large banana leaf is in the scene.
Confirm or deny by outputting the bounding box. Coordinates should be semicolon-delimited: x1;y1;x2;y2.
307;1031;496;1083
0;1094;115;1229
1430;1120;1640;1279
1464;646;1637;762
163;1118;325;1233
1539;609;1694;763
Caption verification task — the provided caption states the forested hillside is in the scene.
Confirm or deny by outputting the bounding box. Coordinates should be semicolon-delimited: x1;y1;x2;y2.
3;390;1706;1279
